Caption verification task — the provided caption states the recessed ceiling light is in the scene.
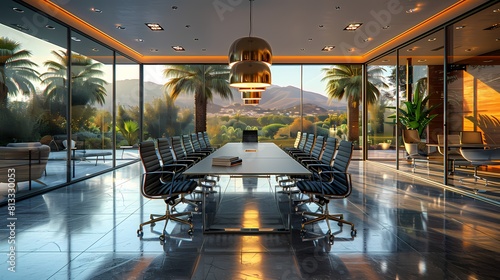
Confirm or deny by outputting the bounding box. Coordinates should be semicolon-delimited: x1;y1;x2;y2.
427;37;437;42
185;25;191;28
483;60;493;63
344;23;362;31
172;6;178;10
135;38;144;42
12;7;24;13
45;24;55;30
493;9;500;13
496;38;500;41
92;48;99;52
363;38;371;42
319;25;324;28
406;8;418;13
150;48;159;52
417;59;427;62
194;38;199;41
145;23;164;31
71;36;81;42
382;25;390;29
347;48;355;52
335;6;341;10
381;59;389;62
300;48;305;51
116;25;125;30
321;45;335;52
308;38;313;42
172;46;185;52
201;48;207;51
465;48;472;52
407;48;414;52
90;8;102;13
455;25;465;29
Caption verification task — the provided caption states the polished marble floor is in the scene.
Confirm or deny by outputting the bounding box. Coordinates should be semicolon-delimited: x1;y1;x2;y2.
1;161;499;279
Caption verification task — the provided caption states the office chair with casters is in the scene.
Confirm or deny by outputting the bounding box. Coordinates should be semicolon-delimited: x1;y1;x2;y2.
295;140;355;245
242;130;258;142
459;131;500;185
402;129;428;172
191;133;214;154
137;141;198;241
198;131;217;151
157;138;216;208
282;131;302;152
288;134;315;158
182;134;210;158
170;136;203;163
295;135;325;163
285;132;308;155
437;134;466;174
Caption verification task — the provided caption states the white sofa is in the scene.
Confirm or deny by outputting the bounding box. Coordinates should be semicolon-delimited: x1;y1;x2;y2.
0;142;51;188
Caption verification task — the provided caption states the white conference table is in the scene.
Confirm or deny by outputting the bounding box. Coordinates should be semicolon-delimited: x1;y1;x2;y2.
183;142;312;176
183;142;311;233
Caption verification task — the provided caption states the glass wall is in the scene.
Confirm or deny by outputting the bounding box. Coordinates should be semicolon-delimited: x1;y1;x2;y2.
0;0;141;204
0;2;69;195
366;51;398;165
116;55;140;162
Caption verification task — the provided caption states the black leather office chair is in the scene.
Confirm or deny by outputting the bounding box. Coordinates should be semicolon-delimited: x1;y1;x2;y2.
302;137;337;171
182;134;209;158
295;140;356;245
242;130;258;142
137;141;198;241
191;133;214;154
295;135;325;162
283;131;302;152
201;131;217;151
285;132;308;154
289;133;315;158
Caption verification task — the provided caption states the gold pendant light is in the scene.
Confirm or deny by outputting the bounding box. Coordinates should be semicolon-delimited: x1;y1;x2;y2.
228;0;272;89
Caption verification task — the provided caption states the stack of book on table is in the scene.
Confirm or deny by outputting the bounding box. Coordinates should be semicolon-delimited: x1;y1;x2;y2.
212;156;242;166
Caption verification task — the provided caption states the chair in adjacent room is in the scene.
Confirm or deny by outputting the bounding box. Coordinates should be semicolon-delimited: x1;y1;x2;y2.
437;134;467;174
402;129;428;172
295;140;355;245
242;130;258;142
137;141;198;241
459;131;500;185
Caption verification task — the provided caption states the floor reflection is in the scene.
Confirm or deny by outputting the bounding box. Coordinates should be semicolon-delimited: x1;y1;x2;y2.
0;161;499;279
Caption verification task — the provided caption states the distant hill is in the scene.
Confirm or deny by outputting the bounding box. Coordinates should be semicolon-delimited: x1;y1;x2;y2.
104;80;347;114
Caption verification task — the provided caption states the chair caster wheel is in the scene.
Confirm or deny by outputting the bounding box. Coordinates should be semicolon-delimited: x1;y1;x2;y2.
188;217;193;222
171;207;175;212
302;217;307;222
150;222;155;227
295;206;299;212
351;229;357;237
194;207;199;212
188;228;194;235
137;229;143;237
337;222;343;227
159;235;165;241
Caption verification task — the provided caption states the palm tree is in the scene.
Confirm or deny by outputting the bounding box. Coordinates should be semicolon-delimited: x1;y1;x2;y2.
0;37;40;108
163;65;233;132
40;50;107;106
322;65;388;142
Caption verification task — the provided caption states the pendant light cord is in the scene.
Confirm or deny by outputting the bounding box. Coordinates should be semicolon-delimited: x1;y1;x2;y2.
249;0;253;37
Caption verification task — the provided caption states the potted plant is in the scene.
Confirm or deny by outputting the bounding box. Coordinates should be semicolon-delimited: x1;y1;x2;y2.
388;78;440;138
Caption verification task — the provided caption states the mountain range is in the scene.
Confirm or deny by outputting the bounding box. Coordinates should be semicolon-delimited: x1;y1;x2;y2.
105;79;347;114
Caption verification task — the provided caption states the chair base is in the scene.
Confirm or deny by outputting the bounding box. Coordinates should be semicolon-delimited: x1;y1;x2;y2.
300;202;356;245
137;208;193;241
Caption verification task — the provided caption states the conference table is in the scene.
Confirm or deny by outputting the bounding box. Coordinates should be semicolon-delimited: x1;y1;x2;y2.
183;142;311;233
